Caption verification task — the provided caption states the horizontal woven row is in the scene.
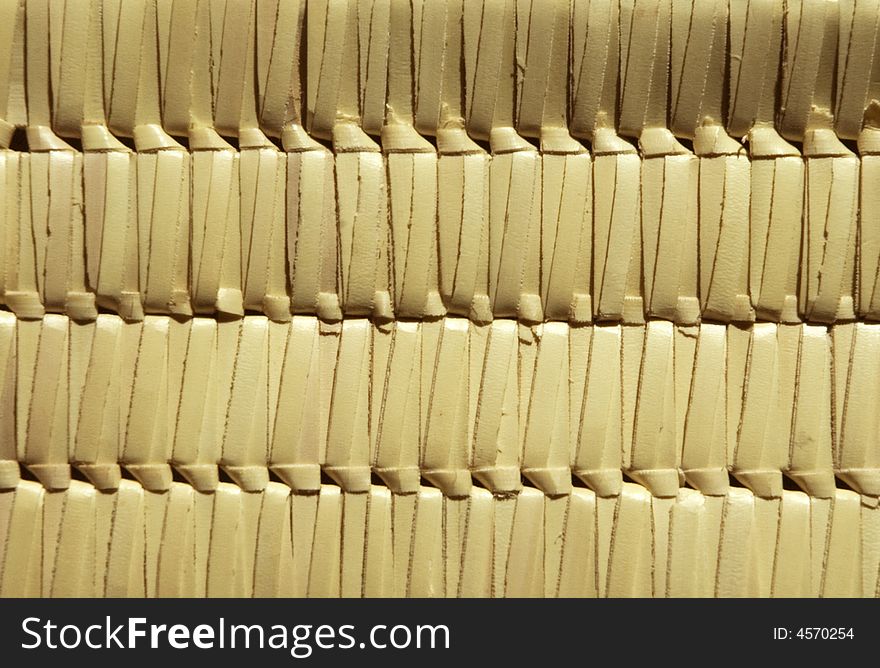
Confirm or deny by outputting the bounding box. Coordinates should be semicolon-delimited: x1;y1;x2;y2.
1;127;879;324
2;311;878;498
0;0;879;142
1;480;875;598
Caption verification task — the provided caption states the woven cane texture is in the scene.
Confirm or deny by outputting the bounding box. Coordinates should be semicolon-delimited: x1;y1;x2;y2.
1;0;879;597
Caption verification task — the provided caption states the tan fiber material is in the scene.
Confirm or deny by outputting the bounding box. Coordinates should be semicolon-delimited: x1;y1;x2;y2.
1;0;879;598
0;313;878;501
0;135;875;323
0;480;874;598
0;0;878;323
